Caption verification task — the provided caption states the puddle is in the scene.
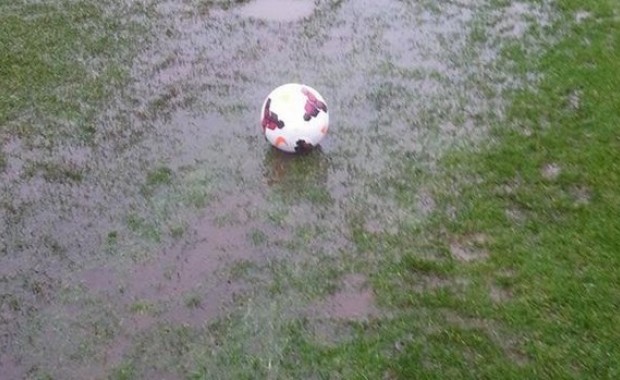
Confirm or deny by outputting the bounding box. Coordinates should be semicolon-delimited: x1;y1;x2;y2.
0;355;21;380
81;192;276;322
235;0;316;22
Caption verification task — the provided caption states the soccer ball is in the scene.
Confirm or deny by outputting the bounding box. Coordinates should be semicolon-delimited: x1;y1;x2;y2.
261;83;329;153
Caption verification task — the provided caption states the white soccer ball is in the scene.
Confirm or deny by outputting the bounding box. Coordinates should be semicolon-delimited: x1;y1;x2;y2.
261;83;329;153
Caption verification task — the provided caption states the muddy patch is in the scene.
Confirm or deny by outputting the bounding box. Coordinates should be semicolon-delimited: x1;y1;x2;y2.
413;275;470;294
505;207;527;224
541;162;561;180
443;311;530;366
570;185;591;206
311;273;378;320
489;285;513;303
450;233;490;262
81;191;276;326
307;318;356;346
566;89;583;111
575;10;592;23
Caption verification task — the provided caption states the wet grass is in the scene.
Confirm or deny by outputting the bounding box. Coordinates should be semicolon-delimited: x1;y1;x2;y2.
0;149;6;172
3;0;618;378
111;362;136;380
146;166;174;187
130;300;157;315
178;0;618;378
263;149;333;205
0;0;144;142
185;293;203;309
24;161;85;183
273;1;620;378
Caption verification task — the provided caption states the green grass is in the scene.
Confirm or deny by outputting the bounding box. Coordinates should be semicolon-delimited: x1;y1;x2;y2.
0;0;142;142
111;361;136;380
0;148;6;172
265;0;620;378
126;214;161;243
130;300;157;315
146;166;174;187
24;161;84;182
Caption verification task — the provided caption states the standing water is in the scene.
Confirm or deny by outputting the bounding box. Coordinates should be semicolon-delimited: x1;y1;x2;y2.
0;0;555;377
236;0;316;22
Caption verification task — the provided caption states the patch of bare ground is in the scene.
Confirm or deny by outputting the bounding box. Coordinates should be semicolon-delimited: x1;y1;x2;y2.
141;368;183;380
417;189;437;217
310;273;379;321
489;285;513;303
443;310;530;366
413;275;470;294
490;269;516;303
86;191;273;291
570;185;592;206
565;88;583;111
69;191;285;371
505;206;527;224
449;233;490;262
541;162;561;180
575;10;591;23
306;318;356;347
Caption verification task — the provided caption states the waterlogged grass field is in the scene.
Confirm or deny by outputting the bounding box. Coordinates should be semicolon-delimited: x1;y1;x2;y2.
1;0;619;378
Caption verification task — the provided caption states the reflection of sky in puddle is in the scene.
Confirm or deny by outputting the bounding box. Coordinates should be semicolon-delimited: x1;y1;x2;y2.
236;0;316;22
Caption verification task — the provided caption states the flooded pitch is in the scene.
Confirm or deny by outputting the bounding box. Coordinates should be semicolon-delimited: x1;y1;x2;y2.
0;0;554;377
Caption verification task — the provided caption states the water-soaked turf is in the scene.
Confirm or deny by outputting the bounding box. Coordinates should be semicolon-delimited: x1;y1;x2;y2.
0;0;554;377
